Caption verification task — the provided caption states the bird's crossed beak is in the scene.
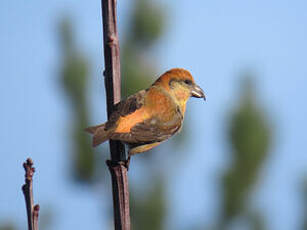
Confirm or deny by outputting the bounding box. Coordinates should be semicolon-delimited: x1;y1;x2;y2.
191;84;206;100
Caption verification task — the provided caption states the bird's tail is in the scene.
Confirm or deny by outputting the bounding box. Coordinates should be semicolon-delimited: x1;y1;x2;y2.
85;123;110;147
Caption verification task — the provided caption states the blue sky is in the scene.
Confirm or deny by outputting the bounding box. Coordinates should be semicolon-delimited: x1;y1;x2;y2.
1;0;307;229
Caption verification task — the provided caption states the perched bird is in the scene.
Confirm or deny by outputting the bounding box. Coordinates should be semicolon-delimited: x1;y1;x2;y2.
86;68;205;159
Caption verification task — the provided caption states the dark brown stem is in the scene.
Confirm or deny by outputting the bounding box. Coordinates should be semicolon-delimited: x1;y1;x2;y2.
33;205;40;230
22;158;40;230
101;0;131;229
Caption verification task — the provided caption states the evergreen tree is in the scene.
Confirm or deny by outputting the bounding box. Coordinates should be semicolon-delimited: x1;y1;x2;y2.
0;223;15;230
59;18;95;183
220;74;272;229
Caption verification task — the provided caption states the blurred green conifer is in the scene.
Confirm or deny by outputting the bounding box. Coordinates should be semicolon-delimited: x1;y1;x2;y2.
220;74;271;229
0;223;15;230
59;18;95;183
130;178;167;230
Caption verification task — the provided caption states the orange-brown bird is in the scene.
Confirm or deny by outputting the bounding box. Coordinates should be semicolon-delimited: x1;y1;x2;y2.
86;68;205;159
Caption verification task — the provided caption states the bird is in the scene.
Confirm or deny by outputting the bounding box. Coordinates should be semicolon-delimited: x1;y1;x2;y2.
85;68;206;164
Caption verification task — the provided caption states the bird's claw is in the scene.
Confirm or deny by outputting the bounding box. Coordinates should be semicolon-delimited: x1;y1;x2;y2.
124;156;131;170
106;157;130;170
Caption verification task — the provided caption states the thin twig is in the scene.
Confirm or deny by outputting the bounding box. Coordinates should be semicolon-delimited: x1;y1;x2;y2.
22;158;40;230
101;0;131;229
33;205;40;230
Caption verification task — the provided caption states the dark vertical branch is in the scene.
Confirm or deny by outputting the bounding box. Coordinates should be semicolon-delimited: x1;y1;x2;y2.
22;158;40;230
102;0;125;162
101;0;131;230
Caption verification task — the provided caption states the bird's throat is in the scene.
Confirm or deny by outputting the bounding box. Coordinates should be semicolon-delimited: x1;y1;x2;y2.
172;88;190;112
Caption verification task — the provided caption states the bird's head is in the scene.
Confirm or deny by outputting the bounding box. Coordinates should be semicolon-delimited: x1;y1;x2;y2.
154;68;206;105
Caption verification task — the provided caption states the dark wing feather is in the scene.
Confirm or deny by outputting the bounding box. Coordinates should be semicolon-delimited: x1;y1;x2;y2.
116;90;146;116
105;90;146;130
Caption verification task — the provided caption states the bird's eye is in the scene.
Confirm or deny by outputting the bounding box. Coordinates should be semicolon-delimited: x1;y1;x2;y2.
184;79;192;85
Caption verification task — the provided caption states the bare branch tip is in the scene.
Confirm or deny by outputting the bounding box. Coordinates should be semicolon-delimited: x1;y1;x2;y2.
23;159;36;182
34;204;40;217
26;158;33;165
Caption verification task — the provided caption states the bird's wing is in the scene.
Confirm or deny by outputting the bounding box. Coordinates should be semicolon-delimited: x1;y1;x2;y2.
85;90;146;147
110;110;183;143
131;114;183;142
105;90;146;130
